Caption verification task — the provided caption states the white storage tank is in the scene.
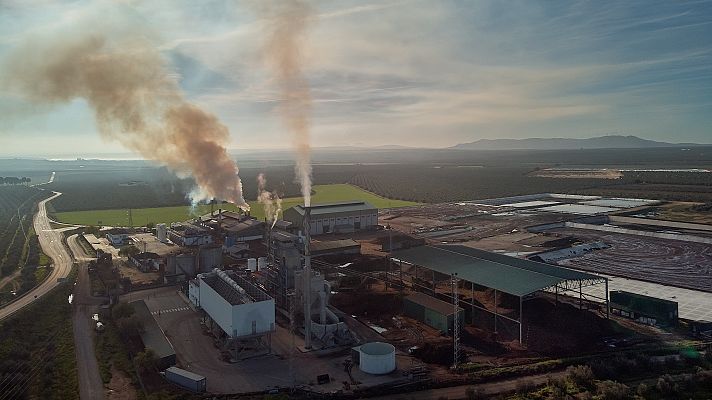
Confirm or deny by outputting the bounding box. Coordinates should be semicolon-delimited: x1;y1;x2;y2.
247;258;257;272
358;342;396;375
257;257;267;270
156;223;167;242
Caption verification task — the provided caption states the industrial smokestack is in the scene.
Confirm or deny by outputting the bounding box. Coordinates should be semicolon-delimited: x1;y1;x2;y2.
303;206;312;349
254;0;314;206
0;9;249;209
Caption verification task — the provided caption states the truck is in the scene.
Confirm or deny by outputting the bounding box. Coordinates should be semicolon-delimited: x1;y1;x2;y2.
163;367;206;393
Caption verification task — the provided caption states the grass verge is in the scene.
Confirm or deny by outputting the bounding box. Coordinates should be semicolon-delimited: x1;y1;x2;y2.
0;268;78;400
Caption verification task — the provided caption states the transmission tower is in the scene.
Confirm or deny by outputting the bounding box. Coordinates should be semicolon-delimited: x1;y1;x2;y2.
451;273;460;370
127;208;133;227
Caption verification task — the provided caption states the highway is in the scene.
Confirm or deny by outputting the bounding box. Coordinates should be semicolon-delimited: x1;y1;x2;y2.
0;191;74;321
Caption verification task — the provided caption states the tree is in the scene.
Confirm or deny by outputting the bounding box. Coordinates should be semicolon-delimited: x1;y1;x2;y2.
118;245;140;258
134;349;158;373
596;380;629;400
566;365;596;390
111;302;135;320
146;222;155;229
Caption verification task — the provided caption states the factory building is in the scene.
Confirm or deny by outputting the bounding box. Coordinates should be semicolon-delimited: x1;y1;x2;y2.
165;245;223;279
105;228;130;246
168;223;213;246
283;201;378;235
189;269;275;360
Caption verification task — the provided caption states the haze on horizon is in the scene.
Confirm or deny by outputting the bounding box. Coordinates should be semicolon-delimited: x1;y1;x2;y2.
0;0;711;158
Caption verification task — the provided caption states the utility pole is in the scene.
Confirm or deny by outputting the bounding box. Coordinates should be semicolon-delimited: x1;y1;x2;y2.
127;208;133;228
451;273;460;370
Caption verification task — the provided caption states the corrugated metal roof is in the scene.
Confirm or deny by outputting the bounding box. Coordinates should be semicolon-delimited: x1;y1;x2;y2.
310;239;360;253
289;201;377;216
130;300;176;361
392;245;604;297
405;292;463;316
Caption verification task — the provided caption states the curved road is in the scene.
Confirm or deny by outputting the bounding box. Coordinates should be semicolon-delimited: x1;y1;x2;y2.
0;191;74;321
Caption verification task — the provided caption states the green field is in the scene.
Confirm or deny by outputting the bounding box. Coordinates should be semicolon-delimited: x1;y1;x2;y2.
54;184;419;227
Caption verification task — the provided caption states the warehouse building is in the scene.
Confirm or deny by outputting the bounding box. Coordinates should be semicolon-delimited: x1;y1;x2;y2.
283;201;378;235
310;239;361;257
391;245;609;343
404;292;464;334
168;223;213;246
130;300;176;368
610;290;678;327
189;269;275;360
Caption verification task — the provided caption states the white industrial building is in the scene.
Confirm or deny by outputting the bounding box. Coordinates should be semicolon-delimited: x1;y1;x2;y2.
283;201;378;235
189;269;275;360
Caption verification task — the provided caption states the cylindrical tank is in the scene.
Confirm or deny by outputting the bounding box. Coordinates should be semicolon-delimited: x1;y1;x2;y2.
156;223;167;242
257;257;267;270
247;258;257;272
358;342;396;375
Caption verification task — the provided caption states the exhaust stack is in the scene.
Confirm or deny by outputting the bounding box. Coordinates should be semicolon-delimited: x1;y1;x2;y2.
303;206;312;349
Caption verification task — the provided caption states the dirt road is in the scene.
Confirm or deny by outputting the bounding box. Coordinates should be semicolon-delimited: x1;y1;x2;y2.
0;191;74;321
68;234;106;400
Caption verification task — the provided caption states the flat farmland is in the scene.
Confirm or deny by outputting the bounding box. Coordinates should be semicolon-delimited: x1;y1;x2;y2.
54;184;418;226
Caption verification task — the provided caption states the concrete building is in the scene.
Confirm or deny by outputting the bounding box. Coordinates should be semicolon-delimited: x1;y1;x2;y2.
106;228;130;246
168;223;213;247
189;269;275;360
166;245;223;279
283;201;378;235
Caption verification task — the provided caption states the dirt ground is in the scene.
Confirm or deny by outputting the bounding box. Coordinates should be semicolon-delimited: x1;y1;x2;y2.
106;367;138;400
554;227;712;292
118;263;160;285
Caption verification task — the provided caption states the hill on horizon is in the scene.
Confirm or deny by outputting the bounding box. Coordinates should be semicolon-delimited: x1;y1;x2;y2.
451;135;704;150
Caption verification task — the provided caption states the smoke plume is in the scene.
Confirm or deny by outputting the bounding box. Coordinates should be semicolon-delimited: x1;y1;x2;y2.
256;0;314;206
0;19;249;210
256;173;282;228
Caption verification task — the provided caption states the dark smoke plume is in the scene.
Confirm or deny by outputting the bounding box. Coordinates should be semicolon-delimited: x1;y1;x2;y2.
0;19;248;209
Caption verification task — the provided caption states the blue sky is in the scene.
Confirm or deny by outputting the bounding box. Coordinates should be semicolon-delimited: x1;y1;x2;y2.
0;0;710;156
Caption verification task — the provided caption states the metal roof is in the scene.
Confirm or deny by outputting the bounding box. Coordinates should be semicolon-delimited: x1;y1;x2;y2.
405;292;463;316
391;245;604;297
310;239;360;253
201;271;271;305
289;201;377;216
130;300;176;361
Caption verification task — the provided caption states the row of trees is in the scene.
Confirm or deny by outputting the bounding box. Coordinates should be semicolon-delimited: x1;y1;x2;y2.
0;177;32;186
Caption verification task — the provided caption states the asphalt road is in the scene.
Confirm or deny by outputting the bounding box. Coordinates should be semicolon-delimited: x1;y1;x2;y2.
68;234;106;400
0;191;74;321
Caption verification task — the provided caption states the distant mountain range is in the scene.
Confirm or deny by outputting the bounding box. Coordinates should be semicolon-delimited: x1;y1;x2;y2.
451;135;705;150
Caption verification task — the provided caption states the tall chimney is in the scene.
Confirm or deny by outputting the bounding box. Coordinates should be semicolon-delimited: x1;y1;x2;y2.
303;206;312;349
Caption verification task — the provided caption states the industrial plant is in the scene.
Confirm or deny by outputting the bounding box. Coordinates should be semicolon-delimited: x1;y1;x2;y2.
72;193;712;397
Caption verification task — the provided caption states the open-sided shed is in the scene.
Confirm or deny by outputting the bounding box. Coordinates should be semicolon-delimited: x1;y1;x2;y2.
391;245;608;343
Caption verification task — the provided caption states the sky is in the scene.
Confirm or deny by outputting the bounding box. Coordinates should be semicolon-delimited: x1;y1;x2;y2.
0;0;711;157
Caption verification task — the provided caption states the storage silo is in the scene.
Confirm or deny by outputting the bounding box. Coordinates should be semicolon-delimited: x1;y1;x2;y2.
257;257;267;270
357;342;396;375
156;223;167;242
247;258;257;272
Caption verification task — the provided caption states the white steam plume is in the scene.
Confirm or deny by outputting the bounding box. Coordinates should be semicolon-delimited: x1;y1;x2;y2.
257;173;282;228
255;0;313;206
